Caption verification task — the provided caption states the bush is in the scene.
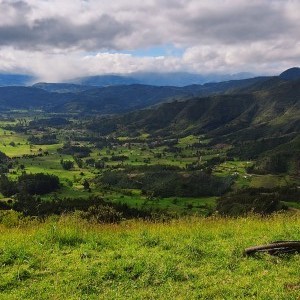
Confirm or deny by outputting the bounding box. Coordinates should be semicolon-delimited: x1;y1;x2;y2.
79;205;123;223
0;210;24;227
13;195;106;216
111;155;128;162
60;159;74;170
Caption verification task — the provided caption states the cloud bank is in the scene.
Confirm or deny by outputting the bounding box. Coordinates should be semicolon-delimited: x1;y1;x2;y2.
0;0;299;81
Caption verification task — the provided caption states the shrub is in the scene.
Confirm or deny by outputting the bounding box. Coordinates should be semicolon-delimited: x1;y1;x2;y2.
0;210;24;227
60;159;74;170
79;205;123;223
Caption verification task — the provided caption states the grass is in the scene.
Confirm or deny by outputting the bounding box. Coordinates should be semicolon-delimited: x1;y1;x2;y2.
16;153;94;181
0;213;300;299
106;193;216;215
249;175;292;189
0;128;30;157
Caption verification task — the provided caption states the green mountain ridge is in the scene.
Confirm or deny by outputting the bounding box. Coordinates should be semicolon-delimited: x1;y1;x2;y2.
86;78;300;174
91;78;300;137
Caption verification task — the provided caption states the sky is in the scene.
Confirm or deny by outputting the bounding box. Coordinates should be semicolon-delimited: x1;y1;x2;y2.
0;0;299;81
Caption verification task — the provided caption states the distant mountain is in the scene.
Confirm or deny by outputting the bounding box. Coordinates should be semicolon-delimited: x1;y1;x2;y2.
70;72;256;87
69;75;140;87
1;68;298;88
0;74;34;86
51;84;192;113
0;68;296;115
51;77;269;114
0;84;192;112
0;86;72;110
32;82;96;93
129;72;255;87
0;76;269;113
279;67;300;80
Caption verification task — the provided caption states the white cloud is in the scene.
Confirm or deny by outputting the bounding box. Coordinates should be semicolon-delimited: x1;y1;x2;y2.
0;0;299;80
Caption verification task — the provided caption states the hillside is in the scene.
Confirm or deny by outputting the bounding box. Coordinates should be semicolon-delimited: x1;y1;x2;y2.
86;78;300;174
279;67;300;80
0;87;72;110
0;214;300;299
50;84;194;113
88;78;300;138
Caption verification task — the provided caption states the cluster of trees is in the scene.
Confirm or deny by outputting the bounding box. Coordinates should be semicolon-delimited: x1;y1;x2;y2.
0;151;8;162
60;159;74;170
100;168;233;197
85;158;105;169
12;195;106;216
58;144;91;158
28;134;58;145
2;194;171;222
216;188;288;216
111;155;129;162
0;151;9;173
73;156;83;168
29;117;71;127
0;173;60;197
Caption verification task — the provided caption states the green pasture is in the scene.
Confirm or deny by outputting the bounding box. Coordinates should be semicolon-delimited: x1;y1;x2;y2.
1;213;300;299
105;191;216;215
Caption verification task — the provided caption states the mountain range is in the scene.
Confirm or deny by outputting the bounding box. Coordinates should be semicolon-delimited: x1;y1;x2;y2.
0;68;298;115
0;74;34;86
0;76;270;113
0;71;256;88
86;75;300;139
0;68;299;114
68;72;255;87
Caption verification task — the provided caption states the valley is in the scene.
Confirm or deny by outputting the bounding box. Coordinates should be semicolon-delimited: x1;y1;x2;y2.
1;0;300;298
0;70;299;217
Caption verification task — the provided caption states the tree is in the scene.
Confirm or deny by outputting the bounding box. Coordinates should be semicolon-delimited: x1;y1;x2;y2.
60;159;74;170
83;179;90;191
0;175;17;197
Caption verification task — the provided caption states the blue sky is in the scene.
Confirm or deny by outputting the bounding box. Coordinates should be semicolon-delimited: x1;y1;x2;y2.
124;45;185;58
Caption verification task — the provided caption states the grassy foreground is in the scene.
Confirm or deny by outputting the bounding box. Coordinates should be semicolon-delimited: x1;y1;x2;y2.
1;214;300;299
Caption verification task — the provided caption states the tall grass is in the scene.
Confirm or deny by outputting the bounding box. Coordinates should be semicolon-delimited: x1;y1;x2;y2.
0;213;300;299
